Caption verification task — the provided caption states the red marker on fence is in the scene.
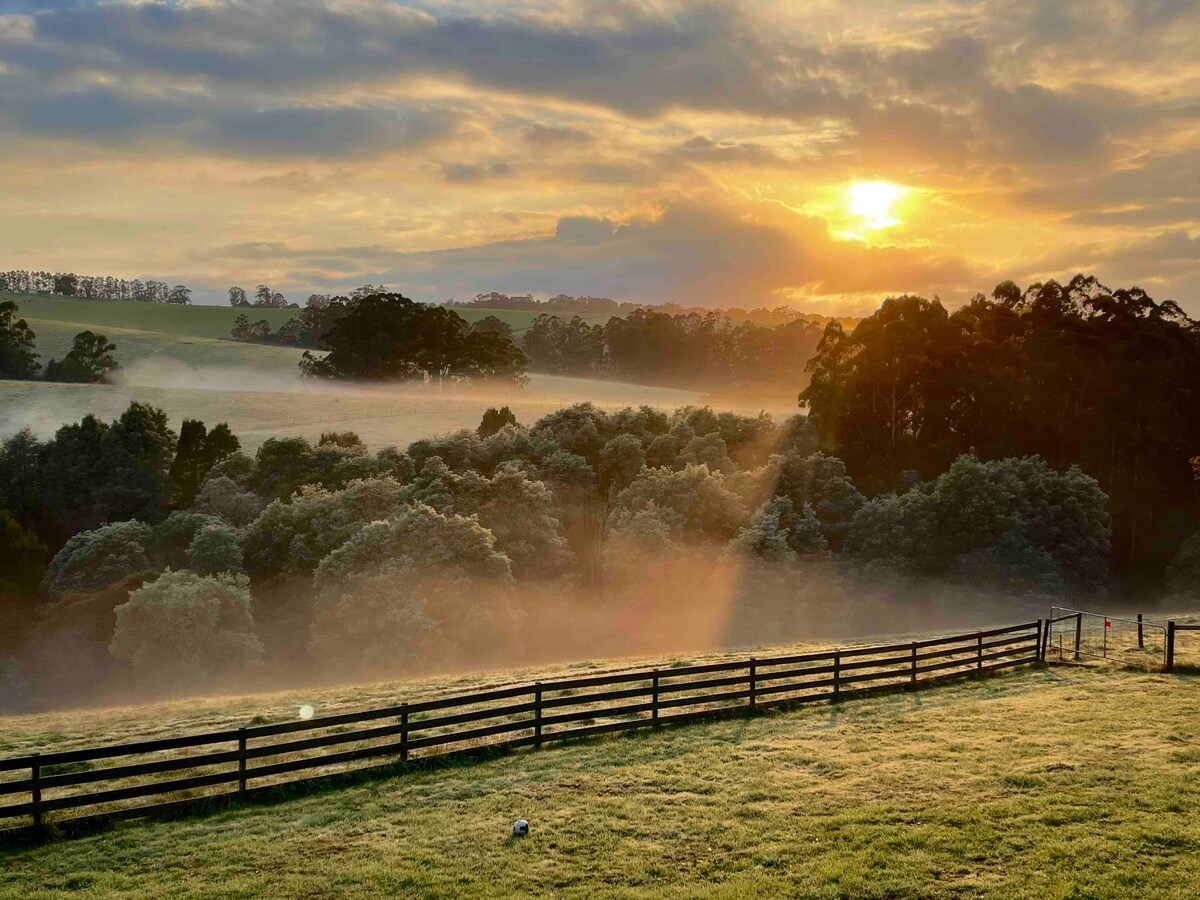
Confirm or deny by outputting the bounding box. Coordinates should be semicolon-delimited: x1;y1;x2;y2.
1105;620;1112;628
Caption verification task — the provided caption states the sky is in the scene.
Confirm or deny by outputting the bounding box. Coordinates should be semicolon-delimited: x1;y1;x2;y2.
1;0;1197;314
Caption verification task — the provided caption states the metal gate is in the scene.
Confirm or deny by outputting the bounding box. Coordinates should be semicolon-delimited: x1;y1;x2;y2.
1045;607;1168;669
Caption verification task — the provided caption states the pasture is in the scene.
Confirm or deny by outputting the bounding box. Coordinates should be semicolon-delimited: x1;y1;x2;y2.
1;294;796;451
1;294;610;341
2;655;1199;898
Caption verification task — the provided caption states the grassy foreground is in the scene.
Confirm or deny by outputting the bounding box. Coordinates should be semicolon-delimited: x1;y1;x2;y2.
4;660;1200;898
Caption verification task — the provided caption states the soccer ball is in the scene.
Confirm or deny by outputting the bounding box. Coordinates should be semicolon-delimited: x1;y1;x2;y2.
512;819;530;837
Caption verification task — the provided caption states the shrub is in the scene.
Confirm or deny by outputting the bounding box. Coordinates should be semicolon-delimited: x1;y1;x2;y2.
109;571;263;689
41;521;153;600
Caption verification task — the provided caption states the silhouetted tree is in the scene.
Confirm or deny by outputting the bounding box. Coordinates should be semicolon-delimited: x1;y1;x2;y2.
0;301;39;379
300;293;527;383
44;331;120;383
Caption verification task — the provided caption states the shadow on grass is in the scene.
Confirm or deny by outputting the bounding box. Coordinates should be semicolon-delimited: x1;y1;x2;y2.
0;664;1049;852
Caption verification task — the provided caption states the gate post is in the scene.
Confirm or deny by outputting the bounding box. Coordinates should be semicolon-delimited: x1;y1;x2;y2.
1138;613;1144;650
1074;614;1083;661
1166;622;1176;672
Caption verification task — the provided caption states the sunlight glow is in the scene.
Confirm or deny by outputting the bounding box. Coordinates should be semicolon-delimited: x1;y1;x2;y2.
846;181;908;230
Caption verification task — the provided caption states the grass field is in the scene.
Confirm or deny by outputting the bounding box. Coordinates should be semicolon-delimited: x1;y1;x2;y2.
2;294;757;451
2;650;1200;898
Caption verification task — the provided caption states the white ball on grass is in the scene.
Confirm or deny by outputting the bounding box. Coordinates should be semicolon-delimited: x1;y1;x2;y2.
512;819;530;837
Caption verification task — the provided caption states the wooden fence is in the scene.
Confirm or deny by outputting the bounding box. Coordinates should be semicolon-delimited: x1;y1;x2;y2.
0;621;1043;837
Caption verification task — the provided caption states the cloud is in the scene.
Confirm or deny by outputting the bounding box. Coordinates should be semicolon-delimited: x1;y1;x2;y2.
349;198;981;306
442;162;515;184
0;0;1195;314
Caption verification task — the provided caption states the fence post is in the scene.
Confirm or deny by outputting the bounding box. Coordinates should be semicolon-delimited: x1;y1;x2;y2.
400;704;408;764
1138;613;1144;650
1166;622;1176;672
31;753;41;830
833;651;840;701
652;671;660;728
534;683;543;748
976;632;983;672
1035;619;1043;662
237;727;247;798
749;658;757;710
910;642;918;688
1074;613;1083;661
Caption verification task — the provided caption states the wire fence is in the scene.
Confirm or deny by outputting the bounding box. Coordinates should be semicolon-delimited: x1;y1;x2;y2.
1044;608;1167;669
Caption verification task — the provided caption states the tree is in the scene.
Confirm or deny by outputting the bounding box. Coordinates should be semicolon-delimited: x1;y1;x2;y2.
400;460;574;580
241;477;405;578
53;273;78;296
41;520;154;600
299;293;527;383
151;510;224;570
732;496;826;562
610;464;748;545
0;509;47;597
110;571;263;690
801;276;1200;584
188;522;243;575
228;286;248;307
309;503;512;672
231;314;252;341
166;285;192;305
92;403;178;524
845;454;1111;595
477;406;518;438
167;420;241;508
254;284;273;307
0;300;39;379
43;331;120;383
193;475;265;528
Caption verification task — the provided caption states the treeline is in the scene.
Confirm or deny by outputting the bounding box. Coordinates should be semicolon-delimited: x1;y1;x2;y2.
8;395;1192;711
0;271;192;304
0;301;120;383
801;274;1200;588
226;282;388;310
233;291;827;390
523;309;824;388
445;291;855;329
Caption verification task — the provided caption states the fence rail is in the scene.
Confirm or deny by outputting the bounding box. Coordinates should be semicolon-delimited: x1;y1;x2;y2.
0;621;1043;837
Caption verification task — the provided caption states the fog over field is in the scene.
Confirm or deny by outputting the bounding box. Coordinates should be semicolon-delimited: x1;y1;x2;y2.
0;360;734;453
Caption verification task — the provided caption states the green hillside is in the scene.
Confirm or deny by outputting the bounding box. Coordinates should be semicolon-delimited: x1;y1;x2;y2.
0;294;612;343
0;294;297;341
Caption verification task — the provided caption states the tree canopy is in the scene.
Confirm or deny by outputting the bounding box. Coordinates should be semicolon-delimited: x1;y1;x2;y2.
298;293;527;383
801;276;1200;586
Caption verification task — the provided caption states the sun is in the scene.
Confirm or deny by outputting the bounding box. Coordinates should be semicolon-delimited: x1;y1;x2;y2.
846;181;909;230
